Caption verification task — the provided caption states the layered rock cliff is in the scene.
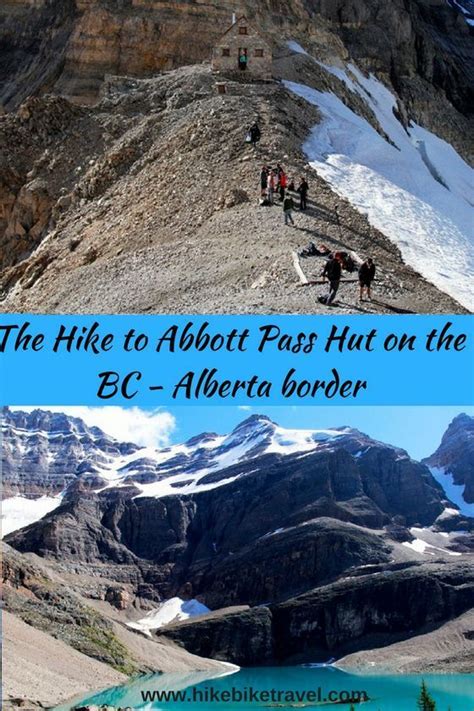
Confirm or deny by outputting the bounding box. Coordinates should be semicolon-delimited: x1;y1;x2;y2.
160;561;474;665
1;0;472;116
1;406;138;497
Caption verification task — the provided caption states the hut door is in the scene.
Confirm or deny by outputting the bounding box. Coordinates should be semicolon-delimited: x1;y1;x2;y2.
238;48;248;70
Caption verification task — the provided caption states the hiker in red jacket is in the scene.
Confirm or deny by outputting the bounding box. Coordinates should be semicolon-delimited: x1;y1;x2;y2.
279;170;288;202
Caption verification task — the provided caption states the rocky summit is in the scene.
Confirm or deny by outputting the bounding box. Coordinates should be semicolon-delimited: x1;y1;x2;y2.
423;412;474;505
0;0;472;314
2;409;473;677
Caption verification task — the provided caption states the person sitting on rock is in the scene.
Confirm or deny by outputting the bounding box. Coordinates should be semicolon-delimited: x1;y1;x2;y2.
358;257;376;301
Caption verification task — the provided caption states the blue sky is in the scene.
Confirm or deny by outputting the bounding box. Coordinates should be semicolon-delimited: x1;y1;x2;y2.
21;405;473;462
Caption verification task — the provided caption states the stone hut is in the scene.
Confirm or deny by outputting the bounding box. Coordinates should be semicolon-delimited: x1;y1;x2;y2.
212;16;272;80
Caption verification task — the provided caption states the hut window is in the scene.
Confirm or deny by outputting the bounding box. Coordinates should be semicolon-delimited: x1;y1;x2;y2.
255;49;264;57
239;26;248;35
222;48;230;56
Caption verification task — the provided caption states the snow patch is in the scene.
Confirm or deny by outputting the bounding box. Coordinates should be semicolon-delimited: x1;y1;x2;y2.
402;537;461;557
429;466;474;518
127;597;210;636
284;65;474;310
402;527;463;557
125;422;351;499
287;40;309;55
266;426;343;455
447;0;474;25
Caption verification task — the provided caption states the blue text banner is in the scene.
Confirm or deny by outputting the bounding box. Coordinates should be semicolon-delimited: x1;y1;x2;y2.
0;315;472;406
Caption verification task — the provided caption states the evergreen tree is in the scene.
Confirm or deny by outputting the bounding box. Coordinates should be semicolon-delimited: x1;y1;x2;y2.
417;680;436;710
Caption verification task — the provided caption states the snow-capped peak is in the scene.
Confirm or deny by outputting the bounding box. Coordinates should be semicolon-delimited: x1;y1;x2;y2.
1;409;409;535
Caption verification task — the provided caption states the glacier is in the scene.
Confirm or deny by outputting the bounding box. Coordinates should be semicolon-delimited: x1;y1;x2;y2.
284;49;474;311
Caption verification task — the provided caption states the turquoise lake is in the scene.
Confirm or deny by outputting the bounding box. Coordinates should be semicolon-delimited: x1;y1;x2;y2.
56;667;474;710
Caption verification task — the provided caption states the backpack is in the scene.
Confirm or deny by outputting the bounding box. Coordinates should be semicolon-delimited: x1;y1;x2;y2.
343;255;355;273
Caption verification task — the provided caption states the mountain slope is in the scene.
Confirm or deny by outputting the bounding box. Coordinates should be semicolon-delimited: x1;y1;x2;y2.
1;542;232;708
283;52;473;310
423;413;474;511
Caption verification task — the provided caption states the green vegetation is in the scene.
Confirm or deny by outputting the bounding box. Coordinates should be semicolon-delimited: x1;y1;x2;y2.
417;680;436;711
81;622;139;675
3;548;139;677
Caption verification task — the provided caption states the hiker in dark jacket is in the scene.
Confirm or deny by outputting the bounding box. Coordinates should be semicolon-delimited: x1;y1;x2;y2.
249;122;261;146
297;177;309;210
321;255;342;305
283;194;295;225
358;257;376;301
260;166;268;197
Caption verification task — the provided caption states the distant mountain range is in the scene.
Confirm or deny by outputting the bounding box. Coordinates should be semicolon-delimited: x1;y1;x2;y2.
2;407;473;512
2;408;473;667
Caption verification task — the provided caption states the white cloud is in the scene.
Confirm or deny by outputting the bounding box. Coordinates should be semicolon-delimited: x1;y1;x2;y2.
238;406;253;411
9;406;176;448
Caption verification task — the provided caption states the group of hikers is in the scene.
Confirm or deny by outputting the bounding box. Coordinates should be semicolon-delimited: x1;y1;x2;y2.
247;123;377;307
259;165;309;220
319;254;376;306
258;164;376;306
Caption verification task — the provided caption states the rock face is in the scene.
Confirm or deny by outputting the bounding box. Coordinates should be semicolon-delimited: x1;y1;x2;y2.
2;411;450;603
1;407;138;496
1;0;472;117
160;562;474;665
271;562;474;661
423;413;474;503
160;606;274;666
